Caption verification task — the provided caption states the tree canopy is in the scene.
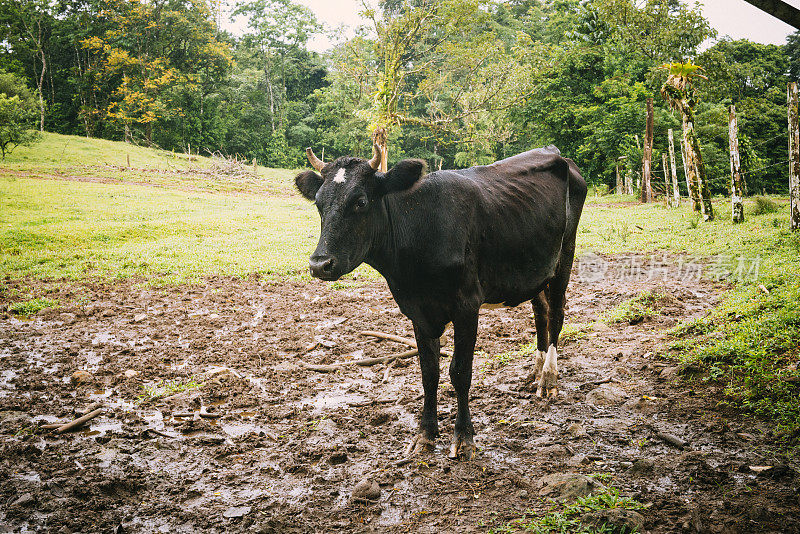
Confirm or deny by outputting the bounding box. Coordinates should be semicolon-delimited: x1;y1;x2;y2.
0;0;796;192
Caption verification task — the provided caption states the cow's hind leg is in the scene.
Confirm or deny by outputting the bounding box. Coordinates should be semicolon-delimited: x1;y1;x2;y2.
531;291;549;382
538;255;574;398
406;324;441;456
448;312;479;460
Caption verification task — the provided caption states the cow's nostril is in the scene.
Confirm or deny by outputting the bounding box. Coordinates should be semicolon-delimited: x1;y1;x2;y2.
309;256;337;279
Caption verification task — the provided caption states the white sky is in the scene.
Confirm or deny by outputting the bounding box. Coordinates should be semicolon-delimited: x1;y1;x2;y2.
222;0;800;53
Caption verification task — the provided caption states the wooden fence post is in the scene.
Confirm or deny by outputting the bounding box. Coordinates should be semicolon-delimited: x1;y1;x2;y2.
789;82;800;230
641;98;654;203
729;105;745;223
667;129;680;207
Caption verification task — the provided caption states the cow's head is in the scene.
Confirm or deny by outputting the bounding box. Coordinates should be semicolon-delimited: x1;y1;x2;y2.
295;144;426;280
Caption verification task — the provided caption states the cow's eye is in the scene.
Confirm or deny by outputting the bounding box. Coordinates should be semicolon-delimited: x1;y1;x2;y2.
353;197;368;212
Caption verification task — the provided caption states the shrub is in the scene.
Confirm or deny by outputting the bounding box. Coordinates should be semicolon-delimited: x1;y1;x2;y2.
749;196;779;216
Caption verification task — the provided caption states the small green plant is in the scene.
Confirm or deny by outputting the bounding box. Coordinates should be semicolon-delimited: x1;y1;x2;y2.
560;322;594;342
749;196;779;216
9;297;57;316
482;342;538;370
492;487;645;533
136;377;203;404
601;290;667;324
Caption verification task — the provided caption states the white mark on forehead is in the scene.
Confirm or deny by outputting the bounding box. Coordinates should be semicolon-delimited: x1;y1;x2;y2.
333;168;347;183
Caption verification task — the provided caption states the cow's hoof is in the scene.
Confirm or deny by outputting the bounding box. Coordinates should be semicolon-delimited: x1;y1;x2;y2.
405;434;436;456
536;370;558;398
448;436;477;460
536;385;558;398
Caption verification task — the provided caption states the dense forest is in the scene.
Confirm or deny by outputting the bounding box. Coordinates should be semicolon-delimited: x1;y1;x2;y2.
1;0;797;194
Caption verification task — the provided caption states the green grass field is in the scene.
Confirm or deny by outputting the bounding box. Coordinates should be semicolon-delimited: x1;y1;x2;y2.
1;133;799;435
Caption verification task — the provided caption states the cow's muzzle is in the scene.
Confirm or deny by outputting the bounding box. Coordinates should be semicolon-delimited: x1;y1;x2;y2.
309;255;339;280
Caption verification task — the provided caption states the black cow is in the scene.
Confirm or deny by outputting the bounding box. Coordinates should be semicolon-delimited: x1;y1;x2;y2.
295;144;586;459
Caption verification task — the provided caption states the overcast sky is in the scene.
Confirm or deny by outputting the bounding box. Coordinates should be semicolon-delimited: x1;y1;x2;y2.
222;0;800;53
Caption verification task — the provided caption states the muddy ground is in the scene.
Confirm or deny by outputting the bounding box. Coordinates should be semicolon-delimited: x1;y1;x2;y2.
1;256;798;533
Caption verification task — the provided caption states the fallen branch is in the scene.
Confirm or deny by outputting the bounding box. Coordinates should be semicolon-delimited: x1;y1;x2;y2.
579;376;617;390
383;358;397;383
360;330;417;348
199;407;222;419
298;348;419;373
298;345;455;373
39;422;64;430
144;428;179;439
55;408;104;433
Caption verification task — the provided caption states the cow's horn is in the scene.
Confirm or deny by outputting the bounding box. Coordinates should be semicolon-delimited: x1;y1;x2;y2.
306;147;325;172
368;142;381;170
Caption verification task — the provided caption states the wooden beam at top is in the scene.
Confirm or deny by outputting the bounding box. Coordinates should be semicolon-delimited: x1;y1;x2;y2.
741;0;800;29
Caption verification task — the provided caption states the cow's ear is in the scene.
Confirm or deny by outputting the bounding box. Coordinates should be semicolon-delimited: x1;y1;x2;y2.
295;170;324;200
377;159;426;195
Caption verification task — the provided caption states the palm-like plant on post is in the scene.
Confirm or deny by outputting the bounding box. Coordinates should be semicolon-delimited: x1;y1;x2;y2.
660;61;714;221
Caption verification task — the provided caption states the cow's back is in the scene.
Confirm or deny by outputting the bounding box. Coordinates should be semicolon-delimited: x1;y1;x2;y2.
383;148;572;308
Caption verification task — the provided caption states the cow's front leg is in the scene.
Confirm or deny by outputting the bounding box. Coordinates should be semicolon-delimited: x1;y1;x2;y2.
448;312;479;460
406;324;441;456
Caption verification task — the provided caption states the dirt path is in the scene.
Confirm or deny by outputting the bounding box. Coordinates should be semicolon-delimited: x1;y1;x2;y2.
1;257;798;533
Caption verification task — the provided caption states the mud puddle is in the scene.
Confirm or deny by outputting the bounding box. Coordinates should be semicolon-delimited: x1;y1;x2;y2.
0;258;798;533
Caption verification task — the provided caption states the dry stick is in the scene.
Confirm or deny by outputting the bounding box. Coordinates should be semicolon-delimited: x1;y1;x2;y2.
382;358;398;383
298;344;455;373
55;408;104;434
298;348;419;373
359;330;417;348
579;376;616;389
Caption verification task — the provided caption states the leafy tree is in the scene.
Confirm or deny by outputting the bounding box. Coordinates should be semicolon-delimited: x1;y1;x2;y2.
81;0;232;146
0;0;54;131
0;70;40;158
233;0;318;133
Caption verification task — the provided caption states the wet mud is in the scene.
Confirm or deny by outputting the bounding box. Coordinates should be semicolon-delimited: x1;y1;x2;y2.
1;257;798;533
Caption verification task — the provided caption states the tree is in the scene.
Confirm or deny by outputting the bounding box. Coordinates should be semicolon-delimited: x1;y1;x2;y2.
0;70;40;158
81;0;231;146
332;0;536;169
0;0;54;131
233;0;318;133
660;61;714;221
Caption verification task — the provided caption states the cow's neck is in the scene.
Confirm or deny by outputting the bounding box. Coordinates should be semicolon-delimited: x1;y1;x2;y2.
364;195;406;286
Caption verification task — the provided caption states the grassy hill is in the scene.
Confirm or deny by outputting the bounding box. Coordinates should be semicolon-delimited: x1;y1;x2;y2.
0;132;322;283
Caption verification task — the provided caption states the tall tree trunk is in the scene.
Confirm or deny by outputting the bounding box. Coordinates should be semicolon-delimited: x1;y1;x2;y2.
264;61;276;133
145;122;153;147
789;82;800;230
662;153;670;205
641;98;654;203
681;123;701;212
667;128;680;207
686;120;714;221
729;105;745;223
